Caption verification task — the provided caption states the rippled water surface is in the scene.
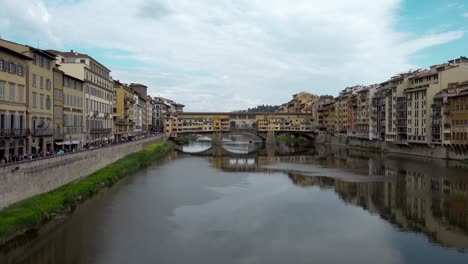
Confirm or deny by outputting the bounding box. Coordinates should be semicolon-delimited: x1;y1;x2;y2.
2;143;468;264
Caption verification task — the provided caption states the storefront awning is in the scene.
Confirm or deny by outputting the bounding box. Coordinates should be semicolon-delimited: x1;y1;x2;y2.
55;141;81;145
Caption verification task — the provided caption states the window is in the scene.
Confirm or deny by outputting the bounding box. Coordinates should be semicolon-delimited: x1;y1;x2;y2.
32;74;37;87
46;96;51;109
40;94;44;109
32;92;37;108
46;79;51;90
9;83;15;101
33;55;37;65
9;62;16;74
18;85;24;102
80;59;85;63
18;65;24;76
40;76;44;89
0;59;4;71
0;81;5;99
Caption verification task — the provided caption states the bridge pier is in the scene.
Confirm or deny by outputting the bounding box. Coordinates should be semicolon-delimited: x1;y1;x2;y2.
212;132;223;146
266;131;276;145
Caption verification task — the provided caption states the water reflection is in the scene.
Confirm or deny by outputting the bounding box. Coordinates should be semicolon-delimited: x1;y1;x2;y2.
208;145;468;250
181;141;212;153
2;144;468;263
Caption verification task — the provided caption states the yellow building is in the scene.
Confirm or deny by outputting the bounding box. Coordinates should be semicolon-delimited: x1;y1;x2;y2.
113;80;136;141
0;44;32;158
334;92;349;134
164;112;314;138
62;73;85;150
0;39;57;154
405;57;468;145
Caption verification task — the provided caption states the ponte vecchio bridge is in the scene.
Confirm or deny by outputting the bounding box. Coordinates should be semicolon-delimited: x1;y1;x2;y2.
164;112;315;144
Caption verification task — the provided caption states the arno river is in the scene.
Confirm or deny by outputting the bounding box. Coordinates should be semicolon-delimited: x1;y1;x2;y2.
1;140;468;264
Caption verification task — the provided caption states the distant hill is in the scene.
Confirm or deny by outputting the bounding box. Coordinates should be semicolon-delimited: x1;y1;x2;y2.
240;104;280;113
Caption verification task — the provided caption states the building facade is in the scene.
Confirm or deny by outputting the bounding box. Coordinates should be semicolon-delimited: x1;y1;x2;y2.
0;44;31;159
113;80;136;142
62;73;85;150
49;50;113;145
1;40;57;154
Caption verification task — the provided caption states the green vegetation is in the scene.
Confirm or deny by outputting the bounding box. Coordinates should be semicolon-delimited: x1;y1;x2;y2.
173;135;198;144
245;104;280;113
0;142;173;244
347;145;386;153
277;135;306;144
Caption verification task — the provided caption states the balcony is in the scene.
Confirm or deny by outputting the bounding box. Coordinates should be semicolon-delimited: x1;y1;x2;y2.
0;128;30;138
90;128;112;134
32;128;53;136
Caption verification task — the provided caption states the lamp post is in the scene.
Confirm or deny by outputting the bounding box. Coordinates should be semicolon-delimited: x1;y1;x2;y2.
68;134;72;152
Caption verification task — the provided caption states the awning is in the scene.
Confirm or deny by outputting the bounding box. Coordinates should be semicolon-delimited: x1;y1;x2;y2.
55;140;81;145
102;137;108;141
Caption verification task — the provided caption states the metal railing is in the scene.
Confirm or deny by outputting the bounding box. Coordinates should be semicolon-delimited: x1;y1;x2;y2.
90;128;112;134
0;128;30;138
31;128;53;136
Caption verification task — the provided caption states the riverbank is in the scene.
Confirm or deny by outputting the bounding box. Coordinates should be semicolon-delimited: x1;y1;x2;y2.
0;142;174;246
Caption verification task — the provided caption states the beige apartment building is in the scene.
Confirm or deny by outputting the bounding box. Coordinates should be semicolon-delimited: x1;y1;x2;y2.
48;50;113;145
52;68;64;148
384;73;411;143
62;73;85;150
355;85;377;140
405;57;468;145
0;44;31;158
0;39;57;154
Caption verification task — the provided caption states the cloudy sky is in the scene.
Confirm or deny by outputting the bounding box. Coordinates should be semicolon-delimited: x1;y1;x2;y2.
1;0;467;111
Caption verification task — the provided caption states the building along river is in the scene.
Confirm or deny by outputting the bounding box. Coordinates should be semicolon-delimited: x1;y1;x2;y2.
1;140;468;263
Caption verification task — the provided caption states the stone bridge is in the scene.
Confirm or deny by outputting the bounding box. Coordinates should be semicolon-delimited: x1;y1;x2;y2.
165;112;316;145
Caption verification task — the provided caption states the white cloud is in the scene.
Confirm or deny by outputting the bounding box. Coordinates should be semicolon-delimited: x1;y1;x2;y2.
0;0;465;111
464;13;468;17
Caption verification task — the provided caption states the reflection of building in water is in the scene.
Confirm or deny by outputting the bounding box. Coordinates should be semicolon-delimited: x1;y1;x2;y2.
210;155;316;172
287;163;468;249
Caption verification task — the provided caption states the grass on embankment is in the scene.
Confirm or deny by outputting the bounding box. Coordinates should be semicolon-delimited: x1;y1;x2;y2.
276;135;306;144
0;142;173;245
173;135;198;144
347;144;386;153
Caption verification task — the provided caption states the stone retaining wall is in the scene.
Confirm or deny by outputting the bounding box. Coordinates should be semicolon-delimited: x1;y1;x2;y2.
0;136;163;210
315;134;467;160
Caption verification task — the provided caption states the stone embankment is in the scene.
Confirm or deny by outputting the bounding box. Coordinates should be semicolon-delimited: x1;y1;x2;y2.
0;136;164;210
315;134;468;160
0;138;173;246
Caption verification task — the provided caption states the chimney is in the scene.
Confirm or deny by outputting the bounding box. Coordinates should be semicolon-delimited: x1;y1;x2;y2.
71;49;74;53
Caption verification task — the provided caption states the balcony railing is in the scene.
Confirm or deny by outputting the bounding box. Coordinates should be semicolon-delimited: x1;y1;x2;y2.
90;128;112;134
0;128;30;138
32;128;54;136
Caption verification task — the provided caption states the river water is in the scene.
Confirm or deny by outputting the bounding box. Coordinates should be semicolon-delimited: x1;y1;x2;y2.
1;142;468;264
